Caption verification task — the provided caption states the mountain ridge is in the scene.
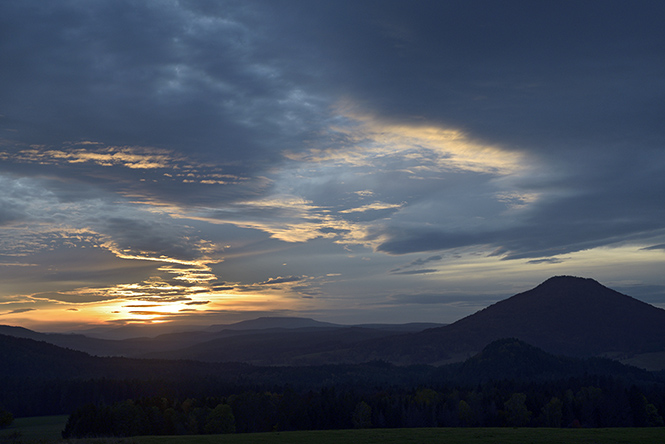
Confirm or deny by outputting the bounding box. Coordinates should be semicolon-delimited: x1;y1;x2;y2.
314;275;665;367
423;275;665;356
2;276;664;368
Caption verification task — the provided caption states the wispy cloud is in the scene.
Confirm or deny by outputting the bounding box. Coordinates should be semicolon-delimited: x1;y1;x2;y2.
390;269;438;275
526;258;565;265
1;308;36;315
258;276;305;285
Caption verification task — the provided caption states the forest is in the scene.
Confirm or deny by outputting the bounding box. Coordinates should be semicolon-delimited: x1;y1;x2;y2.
61;375;664;437
3;337;665;437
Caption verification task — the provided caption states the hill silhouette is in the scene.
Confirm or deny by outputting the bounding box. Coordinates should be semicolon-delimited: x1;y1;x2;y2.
0;332;656;393
451;337;653;384
330;276;665;366
418;275;665;358
2;276;664;368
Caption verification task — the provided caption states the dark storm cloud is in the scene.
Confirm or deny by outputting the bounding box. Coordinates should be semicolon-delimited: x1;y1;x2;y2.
307;1;665;259
0;0;329;208
0;2;258;157
2;0;663;259
288;1;665;148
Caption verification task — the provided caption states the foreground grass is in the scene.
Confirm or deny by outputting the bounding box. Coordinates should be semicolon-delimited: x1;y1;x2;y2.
3;416;664;444
0;416;68;442
132;427;665;444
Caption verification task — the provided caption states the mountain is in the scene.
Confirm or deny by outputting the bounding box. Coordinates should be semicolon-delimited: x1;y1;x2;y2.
141;327;402;365
0;317;443;361
353;322;446;332
0;325;136;357
75;323;209;340
349;276;665;366
451;337;653;384
2;276;663;368
208;317;342;331
0;333;95;379
78;317;343;339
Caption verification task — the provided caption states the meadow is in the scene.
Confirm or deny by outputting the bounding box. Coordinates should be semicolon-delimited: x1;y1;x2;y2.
132;428;665;444
2;416;664;444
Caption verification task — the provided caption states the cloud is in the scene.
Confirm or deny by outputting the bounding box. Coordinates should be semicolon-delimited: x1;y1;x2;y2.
2;308;36;315
30;292;116;304
128;311;167;316
258;276;305;285
526;258;565;265
389;269;438;276
388;292;501;306
614;284;665;304
1;1;664;327
390;255;443;273
212;286;235;291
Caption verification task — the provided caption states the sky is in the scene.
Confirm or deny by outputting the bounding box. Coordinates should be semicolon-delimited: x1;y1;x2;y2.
1;0;664;332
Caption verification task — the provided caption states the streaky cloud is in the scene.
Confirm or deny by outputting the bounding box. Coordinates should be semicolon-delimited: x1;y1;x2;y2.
389;269;438;276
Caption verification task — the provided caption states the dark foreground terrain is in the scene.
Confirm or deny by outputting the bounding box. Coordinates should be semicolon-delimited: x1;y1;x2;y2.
1;277;665;438
3;417;665;444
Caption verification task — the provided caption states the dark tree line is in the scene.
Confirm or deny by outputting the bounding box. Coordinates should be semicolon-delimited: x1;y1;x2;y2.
4;336;665;435
62;397;235;438
0;406;12;429
62;376;665;437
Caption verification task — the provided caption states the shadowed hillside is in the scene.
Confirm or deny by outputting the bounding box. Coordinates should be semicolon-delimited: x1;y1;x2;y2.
421;276;665;357
337;276;665;366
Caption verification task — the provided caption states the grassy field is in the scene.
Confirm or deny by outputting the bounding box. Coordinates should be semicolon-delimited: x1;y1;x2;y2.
0;415;68;442
133;428;665;444
2;416;664;444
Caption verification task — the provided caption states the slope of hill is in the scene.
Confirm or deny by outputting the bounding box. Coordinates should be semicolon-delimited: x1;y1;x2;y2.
450;337;654;384
431;276;665;355
350;276;665;366
0;325;137;357
0;318;443;361
0;333;95;379
1;331;657;393
207;317;342;331
141;327;402;365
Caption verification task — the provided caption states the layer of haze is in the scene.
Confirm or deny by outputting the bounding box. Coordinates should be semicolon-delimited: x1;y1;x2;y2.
1;1;664;331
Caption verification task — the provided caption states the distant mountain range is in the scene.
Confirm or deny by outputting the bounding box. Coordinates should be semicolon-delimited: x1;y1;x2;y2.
0;317;446;362
2;276;665;369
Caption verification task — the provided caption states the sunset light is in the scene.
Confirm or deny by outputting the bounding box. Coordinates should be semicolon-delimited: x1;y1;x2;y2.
0;0;663;334
3;2;665;438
